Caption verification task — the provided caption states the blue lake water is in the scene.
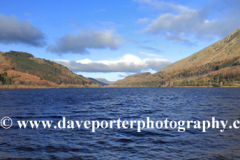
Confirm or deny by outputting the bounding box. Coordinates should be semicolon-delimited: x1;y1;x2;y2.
0;88;240;159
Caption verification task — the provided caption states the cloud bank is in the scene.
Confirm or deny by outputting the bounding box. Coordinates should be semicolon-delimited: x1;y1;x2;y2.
0;14;46;47
47;29;125;54
53;54;171;72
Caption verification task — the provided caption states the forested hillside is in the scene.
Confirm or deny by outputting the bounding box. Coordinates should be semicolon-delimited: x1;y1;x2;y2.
0;51;100;88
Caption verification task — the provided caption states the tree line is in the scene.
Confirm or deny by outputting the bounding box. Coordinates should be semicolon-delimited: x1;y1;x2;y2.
0;72;12;85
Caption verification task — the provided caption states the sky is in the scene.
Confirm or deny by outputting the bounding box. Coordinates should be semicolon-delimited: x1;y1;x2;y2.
1;0;240;81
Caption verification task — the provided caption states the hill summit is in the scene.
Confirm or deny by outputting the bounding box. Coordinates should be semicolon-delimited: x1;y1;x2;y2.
0;51;100;88
111;28;240;87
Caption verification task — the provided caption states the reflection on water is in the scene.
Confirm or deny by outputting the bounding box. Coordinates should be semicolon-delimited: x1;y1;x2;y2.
0;88;240;159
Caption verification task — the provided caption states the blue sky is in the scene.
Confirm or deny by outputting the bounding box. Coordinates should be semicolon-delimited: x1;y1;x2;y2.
0;0;240;81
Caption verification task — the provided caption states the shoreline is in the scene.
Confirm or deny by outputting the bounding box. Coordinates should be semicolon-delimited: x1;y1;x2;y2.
0;84;101;89
0;85;239;89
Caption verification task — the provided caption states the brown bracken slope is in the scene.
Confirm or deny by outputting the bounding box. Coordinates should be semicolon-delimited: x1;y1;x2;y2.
110;28;240;87
0;51;100;88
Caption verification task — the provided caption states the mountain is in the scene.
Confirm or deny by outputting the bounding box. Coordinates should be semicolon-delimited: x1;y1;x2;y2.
110;28;240;87
88;78;114;86
95;78;114;85
0;51;100;88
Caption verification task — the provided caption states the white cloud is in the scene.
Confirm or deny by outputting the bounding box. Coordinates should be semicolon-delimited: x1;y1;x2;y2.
138;45;161;53
135;0;194;13
135;0;240;43
139;51;162;57
52;54;171;72
47;29;125;54
118;73;134;78
136;18;149;24
0;14;46;47
68;19;80;27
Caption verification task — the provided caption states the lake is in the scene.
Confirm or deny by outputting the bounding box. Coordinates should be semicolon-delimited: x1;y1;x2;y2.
0;88;240;159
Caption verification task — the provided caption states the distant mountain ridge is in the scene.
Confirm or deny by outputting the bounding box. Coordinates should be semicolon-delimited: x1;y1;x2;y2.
88;78;114;86
110;28;240;87
0;51;100;88
95;78;114;84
